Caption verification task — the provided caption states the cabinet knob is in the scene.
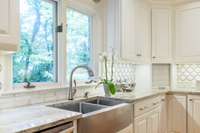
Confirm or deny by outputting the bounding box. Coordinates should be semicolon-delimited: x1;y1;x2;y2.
161;99;165;102
152;56;156;58
139;108;144;111
189;99;193;101
136;54;142;57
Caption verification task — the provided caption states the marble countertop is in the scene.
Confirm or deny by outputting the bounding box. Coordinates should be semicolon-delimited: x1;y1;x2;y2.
0;105;82;133
111;89;168;103
112;89;200;103
1;88;200;133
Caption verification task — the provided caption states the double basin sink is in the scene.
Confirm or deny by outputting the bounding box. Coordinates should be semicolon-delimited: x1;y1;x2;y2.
49;97;125;115
49;97;133;133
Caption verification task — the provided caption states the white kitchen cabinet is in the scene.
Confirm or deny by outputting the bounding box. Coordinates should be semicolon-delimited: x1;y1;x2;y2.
134;0;151;64
106;0;151;63
188;95;200;133
167;95;187;133
0;0;19;52
120;0;136;61
152;8;172;63
135;107;161;133
175;2;200;63
135;114;148;133
134;96;165;133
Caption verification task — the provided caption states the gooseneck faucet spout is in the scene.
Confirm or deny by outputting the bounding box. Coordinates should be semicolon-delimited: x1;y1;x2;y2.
68;65;94;100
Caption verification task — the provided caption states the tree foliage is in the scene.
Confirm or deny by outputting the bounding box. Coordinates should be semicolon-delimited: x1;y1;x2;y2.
13;0;92;83
13;0;56;83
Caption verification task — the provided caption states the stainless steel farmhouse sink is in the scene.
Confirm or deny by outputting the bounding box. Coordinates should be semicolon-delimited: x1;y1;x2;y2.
85;97;125;106
49;102;107;114
49;97;133;133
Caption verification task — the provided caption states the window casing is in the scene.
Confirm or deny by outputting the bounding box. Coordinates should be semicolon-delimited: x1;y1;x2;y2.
13;0;58;85
9;0;101;90
67;8;93;81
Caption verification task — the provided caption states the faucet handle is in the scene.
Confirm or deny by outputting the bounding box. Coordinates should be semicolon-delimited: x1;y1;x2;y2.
72;80;77;96
84;91;89;98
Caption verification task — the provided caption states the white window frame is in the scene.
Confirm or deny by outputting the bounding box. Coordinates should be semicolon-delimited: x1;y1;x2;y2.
12;0;66;90
2;0;102;92
65;0;101;84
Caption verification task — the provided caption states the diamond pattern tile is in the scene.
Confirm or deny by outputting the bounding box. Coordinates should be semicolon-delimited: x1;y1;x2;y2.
176;64;200;88
102;61;136;83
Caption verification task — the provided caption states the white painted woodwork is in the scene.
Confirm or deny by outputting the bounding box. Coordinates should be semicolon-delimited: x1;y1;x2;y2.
134;0;151;63
152;8;172;63
175;2;200;63
135;107;161;133
120;0;136;61
167;95;187;133
106;0;151;63
135;114;148;133
147;108;160;133
0;0;19;52
188;95;200;133
134;96;164;133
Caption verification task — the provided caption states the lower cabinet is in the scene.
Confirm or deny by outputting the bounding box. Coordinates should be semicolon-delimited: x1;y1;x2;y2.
135;107;161;133
134;94;200;133
134;95;166;133
167;95;187;133
188;95;200;133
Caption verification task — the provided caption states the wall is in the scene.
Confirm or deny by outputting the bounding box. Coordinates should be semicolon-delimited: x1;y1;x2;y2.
0;0;154;110
135;65;152;91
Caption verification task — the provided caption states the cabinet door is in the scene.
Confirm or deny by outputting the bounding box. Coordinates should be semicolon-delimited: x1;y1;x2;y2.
167;95;187;133
175;2;200;63
106;0;121;56
147;109;160;133
134;0;151;63
188;95;200;133
152;8;172;63
0;0;19;51
135;115;148;133
120;0;136;61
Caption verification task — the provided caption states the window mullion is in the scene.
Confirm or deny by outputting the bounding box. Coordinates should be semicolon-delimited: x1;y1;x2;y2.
57;0;67;87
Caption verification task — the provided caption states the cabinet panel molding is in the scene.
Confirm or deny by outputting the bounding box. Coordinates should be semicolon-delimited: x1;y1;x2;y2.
0;0;19;52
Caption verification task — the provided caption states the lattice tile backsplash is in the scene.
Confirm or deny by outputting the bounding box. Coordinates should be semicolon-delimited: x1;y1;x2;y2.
102;61;136;83
176;64;200;88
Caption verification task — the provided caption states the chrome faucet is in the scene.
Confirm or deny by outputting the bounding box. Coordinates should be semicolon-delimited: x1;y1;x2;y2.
68;65;94;100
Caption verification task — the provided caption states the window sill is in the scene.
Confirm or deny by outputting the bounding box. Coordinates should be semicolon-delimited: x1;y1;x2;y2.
0;82;97;96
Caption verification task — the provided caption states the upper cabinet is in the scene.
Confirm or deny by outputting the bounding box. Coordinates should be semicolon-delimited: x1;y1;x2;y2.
175;2;200;63
0;0;19;52
107;0;151;63
120;0;136;61
152;7;172;64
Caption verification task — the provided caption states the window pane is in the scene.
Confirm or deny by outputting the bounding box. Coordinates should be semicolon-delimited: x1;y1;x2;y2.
13;0;57;84
67;8;92;80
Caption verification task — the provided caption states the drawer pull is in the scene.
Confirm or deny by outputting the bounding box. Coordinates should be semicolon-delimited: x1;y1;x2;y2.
189;99;193;101
153;102;159;105
139;107;145;111
139;106;147;111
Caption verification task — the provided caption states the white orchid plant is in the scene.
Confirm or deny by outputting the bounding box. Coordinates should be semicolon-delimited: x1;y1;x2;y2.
96;51;117;95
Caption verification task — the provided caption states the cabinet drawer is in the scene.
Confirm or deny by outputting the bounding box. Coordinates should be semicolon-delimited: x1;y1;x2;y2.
37;122;74;133
134;95;163;117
